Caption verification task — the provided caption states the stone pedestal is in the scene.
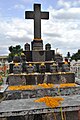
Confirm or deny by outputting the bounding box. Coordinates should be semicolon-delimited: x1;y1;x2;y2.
23;50;55;62
32;50;45;62
31;40;43;50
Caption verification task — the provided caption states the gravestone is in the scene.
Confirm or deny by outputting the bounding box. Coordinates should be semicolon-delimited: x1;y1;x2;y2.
25;4;49;39
24;3;55;62
0;3;77;120
24;43;30;51
25;4;49;50
45;43;51;50
8;3;75;85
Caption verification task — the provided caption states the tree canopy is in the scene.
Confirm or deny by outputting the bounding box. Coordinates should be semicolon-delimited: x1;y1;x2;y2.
8;45;23;62
71;49;80;61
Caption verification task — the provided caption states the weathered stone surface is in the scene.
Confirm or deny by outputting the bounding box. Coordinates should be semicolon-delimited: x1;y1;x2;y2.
32;51;45;62
7;75;26;85
23;51;32;62
5;85;80;100
7;72;75;85
31;40;43;50
0;95;80;120
45;50;55;61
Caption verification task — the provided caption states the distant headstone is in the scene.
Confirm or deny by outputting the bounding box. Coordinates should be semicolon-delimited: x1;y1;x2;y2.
45;43;51;50
24;43;30;51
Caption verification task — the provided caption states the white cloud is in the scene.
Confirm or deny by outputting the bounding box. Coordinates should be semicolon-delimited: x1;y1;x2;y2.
42;6;80;55
14;4;25;9
58;0;80;8
0;17;34;55
0;1;80;56
49;7;80;20
58;0;71;8
22;0;34;3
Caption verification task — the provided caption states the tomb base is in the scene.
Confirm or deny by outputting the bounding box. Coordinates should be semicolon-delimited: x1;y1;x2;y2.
5;84;80;100
0;95;80;120
7;72;75;86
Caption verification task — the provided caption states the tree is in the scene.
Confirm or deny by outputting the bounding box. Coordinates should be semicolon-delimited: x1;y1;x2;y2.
71;49;80;61
8;45;23;62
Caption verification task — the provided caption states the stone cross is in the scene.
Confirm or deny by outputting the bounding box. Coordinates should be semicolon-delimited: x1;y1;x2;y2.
25;4;49;39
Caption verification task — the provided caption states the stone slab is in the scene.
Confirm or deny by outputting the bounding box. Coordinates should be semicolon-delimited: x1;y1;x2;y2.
5;84;80;100
0;95;80;118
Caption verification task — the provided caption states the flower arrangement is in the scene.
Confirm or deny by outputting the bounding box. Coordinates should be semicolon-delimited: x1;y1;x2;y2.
8;85;36;90
59;83;77;88
38;83;54;88
34;96;64;108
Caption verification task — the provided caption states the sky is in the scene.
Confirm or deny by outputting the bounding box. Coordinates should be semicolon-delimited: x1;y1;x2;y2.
0;0;80;56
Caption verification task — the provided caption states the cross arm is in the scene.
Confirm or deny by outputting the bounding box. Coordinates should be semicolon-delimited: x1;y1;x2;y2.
41;12;49;19
25;11;34;19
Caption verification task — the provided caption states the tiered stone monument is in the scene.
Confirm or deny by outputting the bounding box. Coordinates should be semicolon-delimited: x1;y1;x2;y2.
1;4;80;120
24;4;54;62
7;4;74;85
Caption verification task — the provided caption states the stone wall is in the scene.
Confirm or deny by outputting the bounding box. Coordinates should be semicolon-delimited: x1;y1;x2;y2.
7;72;75;85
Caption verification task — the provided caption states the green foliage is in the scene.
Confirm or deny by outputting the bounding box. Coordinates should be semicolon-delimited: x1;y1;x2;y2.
71;49;80;61
8;45;23;62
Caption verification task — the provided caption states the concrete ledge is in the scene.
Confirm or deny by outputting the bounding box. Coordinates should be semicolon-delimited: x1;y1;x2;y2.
5;84;80;100
0;95;80;118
